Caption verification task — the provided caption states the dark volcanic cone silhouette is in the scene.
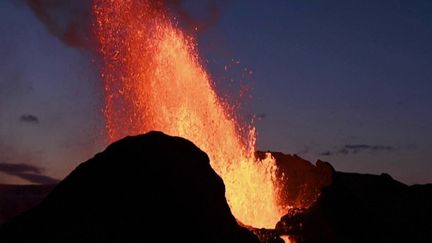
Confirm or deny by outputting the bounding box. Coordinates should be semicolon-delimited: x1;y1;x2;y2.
256;152;334;208
276;172;432;243
0;131;259;243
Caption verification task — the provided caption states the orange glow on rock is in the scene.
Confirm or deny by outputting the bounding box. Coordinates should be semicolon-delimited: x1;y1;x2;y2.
93;0;284;228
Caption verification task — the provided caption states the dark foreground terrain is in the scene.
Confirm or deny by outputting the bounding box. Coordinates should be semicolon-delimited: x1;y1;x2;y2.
0;184;55;225
0;132;259;243
277;172;432;242
1;131;431;243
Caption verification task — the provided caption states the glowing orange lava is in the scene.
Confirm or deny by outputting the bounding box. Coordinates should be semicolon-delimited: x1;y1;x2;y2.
93;0;284;228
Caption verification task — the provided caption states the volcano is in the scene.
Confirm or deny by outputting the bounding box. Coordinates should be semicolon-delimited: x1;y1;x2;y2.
1;132;431;242
0;132;261;243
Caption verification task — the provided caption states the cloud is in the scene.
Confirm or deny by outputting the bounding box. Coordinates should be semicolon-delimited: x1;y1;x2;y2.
0;162;41;174
168;0;220;34
0;162;59;184
19;114;39;124
25;0;92;48
24;0;221;49
320;151;332;156
344;144;394;153
320;144;395;156
12;172;60;184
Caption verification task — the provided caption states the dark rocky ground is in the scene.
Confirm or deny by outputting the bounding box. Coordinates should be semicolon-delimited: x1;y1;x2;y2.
256;151;334;209
276;172;432;243
0;184;55;225
1;132;431;242
0;132;259;243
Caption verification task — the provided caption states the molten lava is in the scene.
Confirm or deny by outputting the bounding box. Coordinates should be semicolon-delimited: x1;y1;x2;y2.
93;0;284;228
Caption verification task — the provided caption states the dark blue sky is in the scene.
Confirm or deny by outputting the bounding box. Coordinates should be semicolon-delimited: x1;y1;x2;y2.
0;0;431;184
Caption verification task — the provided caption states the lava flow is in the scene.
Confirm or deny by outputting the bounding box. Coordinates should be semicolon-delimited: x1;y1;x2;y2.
93;0;284;228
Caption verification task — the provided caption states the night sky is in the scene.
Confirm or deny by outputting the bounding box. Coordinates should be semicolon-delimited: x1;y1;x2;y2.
1;0;431;184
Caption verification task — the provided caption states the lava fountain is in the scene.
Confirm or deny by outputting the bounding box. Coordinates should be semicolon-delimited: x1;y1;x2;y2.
93;0;284;228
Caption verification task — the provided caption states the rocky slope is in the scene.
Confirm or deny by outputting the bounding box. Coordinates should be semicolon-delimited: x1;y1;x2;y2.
276;172;432;242
1;133;431;242
0;131;259;243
